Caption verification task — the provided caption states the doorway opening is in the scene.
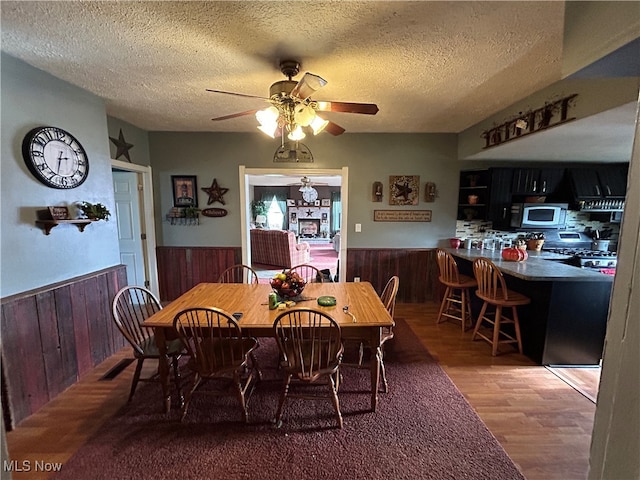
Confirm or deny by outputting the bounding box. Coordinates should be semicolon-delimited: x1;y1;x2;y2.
239;166;348;282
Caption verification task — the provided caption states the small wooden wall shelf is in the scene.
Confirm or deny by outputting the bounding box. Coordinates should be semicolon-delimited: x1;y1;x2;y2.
36;219;94;235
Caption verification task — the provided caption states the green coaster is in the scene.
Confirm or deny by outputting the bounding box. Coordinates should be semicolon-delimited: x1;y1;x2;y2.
317;296;337;306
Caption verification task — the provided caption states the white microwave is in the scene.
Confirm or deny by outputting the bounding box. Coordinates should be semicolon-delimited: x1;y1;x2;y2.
510;203;568;229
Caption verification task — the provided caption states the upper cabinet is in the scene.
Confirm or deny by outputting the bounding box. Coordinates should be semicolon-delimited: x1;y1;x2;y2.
595;164;627;198
567;164;628;201
511;168;564;196
457;168;512;229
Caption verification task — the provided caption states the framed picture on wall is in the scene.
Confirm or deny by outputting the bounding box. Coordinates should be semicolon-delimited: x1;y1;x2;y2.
321;198;331;207
389;175;419;206
314;200;320;206
172;175;198;207
290;212;297;224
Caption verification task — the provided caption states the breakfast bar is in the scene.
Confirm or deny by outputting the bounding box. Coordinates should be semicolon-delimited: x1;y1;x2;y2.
446;248;613;366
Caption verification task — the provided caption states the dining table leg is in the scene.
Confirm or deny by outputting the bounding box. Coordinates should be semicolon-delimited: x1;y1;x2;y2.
369;327;383;412
154;327;172;413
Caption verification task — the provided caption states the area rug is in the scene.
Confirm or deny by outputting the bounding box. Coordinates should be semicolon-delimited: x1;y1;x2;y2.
53;319;524;480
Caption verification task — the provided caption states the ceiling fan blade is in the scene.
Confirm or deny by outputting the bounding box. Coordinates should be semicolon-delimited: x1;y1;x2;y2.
290;73;327;100
315;101;379;115
206;89;269;100
211;109;259;121
324;121;346;136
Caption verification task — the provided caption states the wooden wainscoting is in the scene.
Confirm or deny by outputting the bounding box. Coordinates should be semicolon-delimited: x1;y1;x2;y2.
346;248;438;303
1;265;127;429
156;246;242;301
156;246;437;304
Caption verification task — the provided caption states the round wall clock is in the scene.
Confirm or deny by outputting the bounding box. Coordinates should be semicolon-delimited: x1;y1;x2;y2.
22;126;89;189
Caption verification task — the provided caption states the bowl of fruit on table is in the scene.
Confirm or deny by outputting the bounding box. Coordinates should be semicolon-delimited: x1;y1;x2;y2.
270;271;306;299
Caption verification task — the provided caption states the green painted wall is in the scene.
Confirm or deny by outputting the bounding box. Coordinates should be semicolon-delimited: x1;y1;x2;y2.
0;53;121;297
149;132;460;248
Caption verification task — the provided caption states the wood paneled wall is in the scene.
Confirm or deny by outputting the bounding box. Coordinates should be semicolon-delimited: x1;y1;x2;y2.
157;246;242;301
346;248;438;303
1;265;127;429
156;246;438;304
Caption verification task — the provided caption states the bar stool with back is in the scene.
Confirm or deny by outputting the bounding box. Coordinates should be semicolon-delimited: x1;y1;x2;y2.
435;249;477;333
471;257;531;356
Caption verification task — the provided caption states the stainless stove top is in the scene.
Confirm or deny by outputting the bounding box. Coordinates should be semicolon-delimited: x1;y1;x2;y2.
541;231;617;270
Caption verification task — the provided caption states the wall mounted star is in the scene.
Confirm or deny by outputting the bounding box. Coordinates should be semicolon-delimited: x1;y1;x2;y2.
201;178;229;205
109;128;134;162
305;209;313;217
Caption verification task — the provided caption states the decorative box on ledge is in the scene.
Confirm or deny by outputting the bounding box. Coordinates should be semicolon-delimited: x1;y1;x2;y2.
35;206;94;235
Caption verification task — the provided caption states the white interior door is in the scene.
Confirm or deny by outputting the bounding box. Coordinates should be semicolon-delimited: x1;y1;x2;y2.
112;171;146;287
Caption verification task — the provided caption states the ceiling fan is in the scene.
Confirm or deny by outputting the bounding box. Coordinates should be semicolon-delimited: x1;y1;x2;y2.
290;176;327;203
294;175;326;202
207;60;379;140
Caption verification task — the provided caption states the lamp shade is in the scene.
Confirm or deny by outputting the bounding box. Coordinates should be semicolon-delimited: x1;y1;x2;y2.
288;125;306;141
255;215;267;225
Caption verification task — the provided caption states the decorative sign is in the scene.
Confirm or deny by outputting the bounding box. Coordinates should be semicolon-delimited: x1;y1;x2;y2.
374;210;432;222
482;94;578;149
201;208;228;218
48;206;70;220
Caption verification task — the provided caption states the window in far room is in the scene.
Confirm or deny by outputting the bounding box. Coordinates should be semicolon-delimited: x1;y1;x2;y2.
267;196;284;230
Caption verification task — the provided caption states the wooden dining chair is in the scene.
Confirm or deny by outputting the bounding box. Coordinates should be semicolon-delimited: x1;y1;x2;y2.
435;249;477;333
343;275;399;393
111;286;184;404
288;264;325;283
173;307;261;422
217;264;259;284
273;308;344;428
472;257;531;356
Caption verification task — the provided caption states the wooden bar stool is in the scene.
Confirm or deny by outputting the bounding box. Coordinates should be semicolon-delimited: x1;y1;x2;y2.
471;257;531;356
435;249;477;333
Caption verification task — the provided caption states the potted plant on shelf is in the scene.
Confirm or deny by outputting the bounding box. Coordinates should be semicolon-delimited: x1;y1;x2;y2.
76;201;111;221
525;232;545;251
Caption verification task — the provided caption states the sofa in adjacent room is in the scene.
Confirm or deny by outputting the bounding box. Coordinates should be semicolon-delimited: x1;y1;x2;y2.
250;229;311;268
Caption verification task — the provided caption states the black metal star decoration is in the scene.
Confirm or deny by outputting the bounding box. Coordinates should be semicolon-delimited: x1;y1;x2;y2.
109;128;134;162
306;209;313;216
394;181;413;200
201;178;229;205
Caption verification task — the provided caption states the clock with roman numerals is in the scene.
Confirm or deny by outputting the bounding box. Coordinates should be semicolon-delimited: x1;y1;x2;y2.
22;126;89;189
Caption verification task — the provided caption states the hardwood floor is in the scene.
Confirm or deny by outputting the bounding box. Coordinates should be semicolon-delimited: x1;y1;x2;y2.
4;301;597;480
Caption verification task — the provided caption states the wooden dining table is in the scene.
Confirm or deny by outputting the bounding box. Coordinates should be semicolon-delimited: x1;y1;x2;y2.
143;281;394;413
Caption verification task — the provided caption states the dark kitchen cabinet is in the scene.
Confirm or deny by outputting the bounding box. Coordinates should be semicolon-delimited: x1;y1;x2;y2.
457;168;512;228
487;168;513;230
596;164;628;198
568;168;601;199
568;164;629;199
511;168;564;196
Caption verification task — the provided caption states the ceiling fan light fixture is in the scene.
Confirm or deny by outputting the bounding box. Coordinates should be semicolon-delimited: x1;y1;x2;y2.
288;125;306;141
257;124;278;138
294;104;315;127
310;115;329;135
256;106;279;126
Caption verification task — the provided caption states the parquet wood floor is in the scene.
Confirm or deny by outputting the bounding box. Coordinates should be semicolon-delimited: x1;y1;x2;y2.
4;301;597;480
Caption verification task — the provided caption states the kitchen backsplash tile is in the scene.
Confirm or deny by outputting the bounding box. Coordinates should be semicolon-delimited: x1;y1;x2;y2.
456;210;620;245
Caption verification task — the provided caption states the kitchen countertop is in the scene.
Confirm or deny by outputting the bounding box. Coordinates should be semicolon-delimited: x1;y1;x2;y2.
446;248;614;282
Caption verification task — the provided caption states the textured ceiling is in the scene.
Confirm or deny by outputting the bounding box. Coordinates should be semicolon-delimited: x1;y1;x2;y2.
1;1;567;134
